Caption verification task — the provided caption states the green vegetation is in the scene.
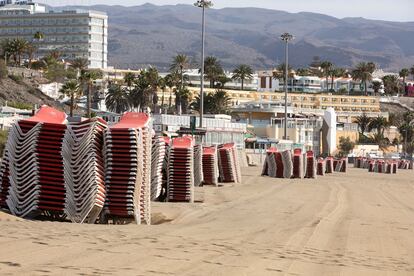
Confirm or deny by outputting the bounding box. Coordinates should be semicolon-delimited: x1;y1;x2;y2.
338;136;355;157
7;101;33;110
0;59;7;79
232;64;254;90
351;62;376;96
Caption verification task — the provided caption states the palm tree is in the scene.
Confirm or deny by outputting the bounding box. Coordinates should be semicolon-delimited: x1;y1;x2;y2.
81;69;103;118
24;43;37;69
296;68;311;76
164;72;179;109
210;89;231;114
369;116;389;136
232;64;253;90
330;67;347;92
33;31;45;41
204;56;224;88
71;57;88;72
272;63;294;90
354;114;372;136
170;54;190;91
382;75;400;95
105;83;130;114
60;80;80;117
371;81;382;96
123;72;135;92
400;68;409;95
352;62;376;96
191;93;213;114
320;61;333;91
175;87;191;114
13;38;28;66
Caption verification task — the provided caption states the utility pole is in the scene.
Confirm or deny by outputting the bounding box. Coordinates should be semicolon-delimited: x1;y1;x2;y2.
280;33;294;140
194;0;213;128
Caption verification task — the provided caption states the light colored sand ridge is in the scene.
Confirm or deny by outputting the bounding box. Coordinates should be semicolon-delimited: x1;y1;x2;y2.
0;167;414;275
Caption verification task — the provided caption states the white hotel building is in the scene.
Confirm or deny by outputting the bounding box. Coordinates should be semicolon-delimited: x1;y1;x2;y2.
0;0;108;68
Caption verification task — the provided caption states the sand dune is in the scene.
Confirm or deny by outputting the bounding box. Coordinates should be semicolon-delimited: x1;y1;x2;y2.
1;167;414;275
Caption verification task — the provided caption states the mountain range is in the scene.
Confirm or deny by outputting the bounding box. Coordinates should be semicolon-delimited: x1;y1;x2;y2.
55;4;414;71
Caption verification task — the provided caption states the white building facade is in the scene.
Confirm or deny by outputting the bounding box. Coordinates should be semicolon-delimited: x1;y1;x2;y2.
0;1;108;69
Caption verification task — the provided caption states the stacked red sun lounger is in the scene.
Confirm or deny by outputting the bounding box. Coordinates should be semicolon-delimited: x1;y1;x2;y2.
3;106;67;218
63;118;107;223
193;144;204;187
167;137;195;202
292;149;304;179
0;148;11;209
202;146;219;186
305;151;317;179
334;158;348;173
317;158;326;176
261;147;277;177
325;157;334;174
151;136;167;201
218;143;241;183
104;113;151;224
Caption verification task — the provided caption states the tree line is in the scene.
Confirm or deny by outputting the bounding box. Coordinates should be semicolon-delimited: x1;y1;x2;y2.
273;57;414;96
354;112;414;156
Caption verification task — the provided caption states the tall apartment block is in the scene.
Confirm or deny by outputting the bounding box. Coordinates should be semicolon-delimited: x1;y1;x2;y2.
0;0;107;69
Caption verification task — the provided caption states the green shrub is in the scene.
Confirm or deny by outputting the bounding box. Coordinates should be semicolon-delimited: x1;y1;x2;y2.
0;59;7;79
8;101;33;110
8;74;23;83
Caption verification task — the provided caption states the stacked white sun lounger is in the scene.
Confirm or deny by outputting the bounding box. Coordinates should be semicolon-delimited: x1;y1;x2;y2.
104;113;151;225
193;144;204;187
63;118;107;224
151;136;167;201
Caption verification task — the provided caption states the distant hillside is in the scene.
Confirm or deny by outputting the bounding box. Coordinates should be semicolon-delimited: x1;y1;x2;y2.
54;4;414;71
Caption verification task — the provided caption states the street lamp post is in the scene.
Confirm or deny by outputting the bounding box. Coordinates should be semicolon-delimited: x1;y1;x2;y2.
280;32;294;140
195;0;213;128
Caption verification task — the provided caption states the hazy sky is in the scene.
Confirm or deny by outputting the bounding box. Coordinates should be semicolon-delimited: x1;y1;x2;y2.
37;0;413;22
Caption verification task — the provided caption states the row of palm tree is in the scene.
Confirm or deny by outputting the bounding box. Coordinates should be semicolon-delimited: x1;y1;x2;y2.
354;112;414;154
0;32;45;68
59;57;102;118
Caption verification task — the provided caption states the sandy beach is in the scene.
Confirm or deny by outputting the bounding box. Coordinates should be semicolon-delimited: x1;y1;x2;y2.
1;167;414;275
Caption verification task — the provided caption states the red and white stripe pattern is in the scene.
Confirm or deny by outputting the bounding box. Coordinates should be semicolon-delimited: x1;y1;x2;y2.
202;146;219;186
218;143;242;183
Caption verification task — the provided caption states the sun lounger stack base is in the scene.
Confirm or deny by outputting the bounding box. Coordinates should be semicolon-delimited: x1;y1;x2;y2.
218;143;241;183
4;106;67;219
281;150;293;179
0;145;11;209
193;144;204;187
167;137;195;203
104;113;151;225
202;146;219;186
63;118;107;224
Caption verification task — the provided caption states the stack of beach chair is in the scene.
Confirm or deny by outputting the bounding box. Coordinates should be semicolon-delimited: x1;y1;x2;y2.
193;144;204;187
167;137;195;202
398;160;413;170
261;148;278;177
317;158;326;176
202;146;219;186
292;149;305;179
334;158;348;173
63;118;107;224
151;136;167;201
103;113;151;225
325;157;334;174
1;106;67;218
305;151;317;179
218;143;242;183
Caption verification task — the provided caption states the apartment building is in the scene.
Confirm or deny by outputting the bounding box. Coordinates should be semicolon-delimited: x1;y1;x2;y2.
0;1;108;68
